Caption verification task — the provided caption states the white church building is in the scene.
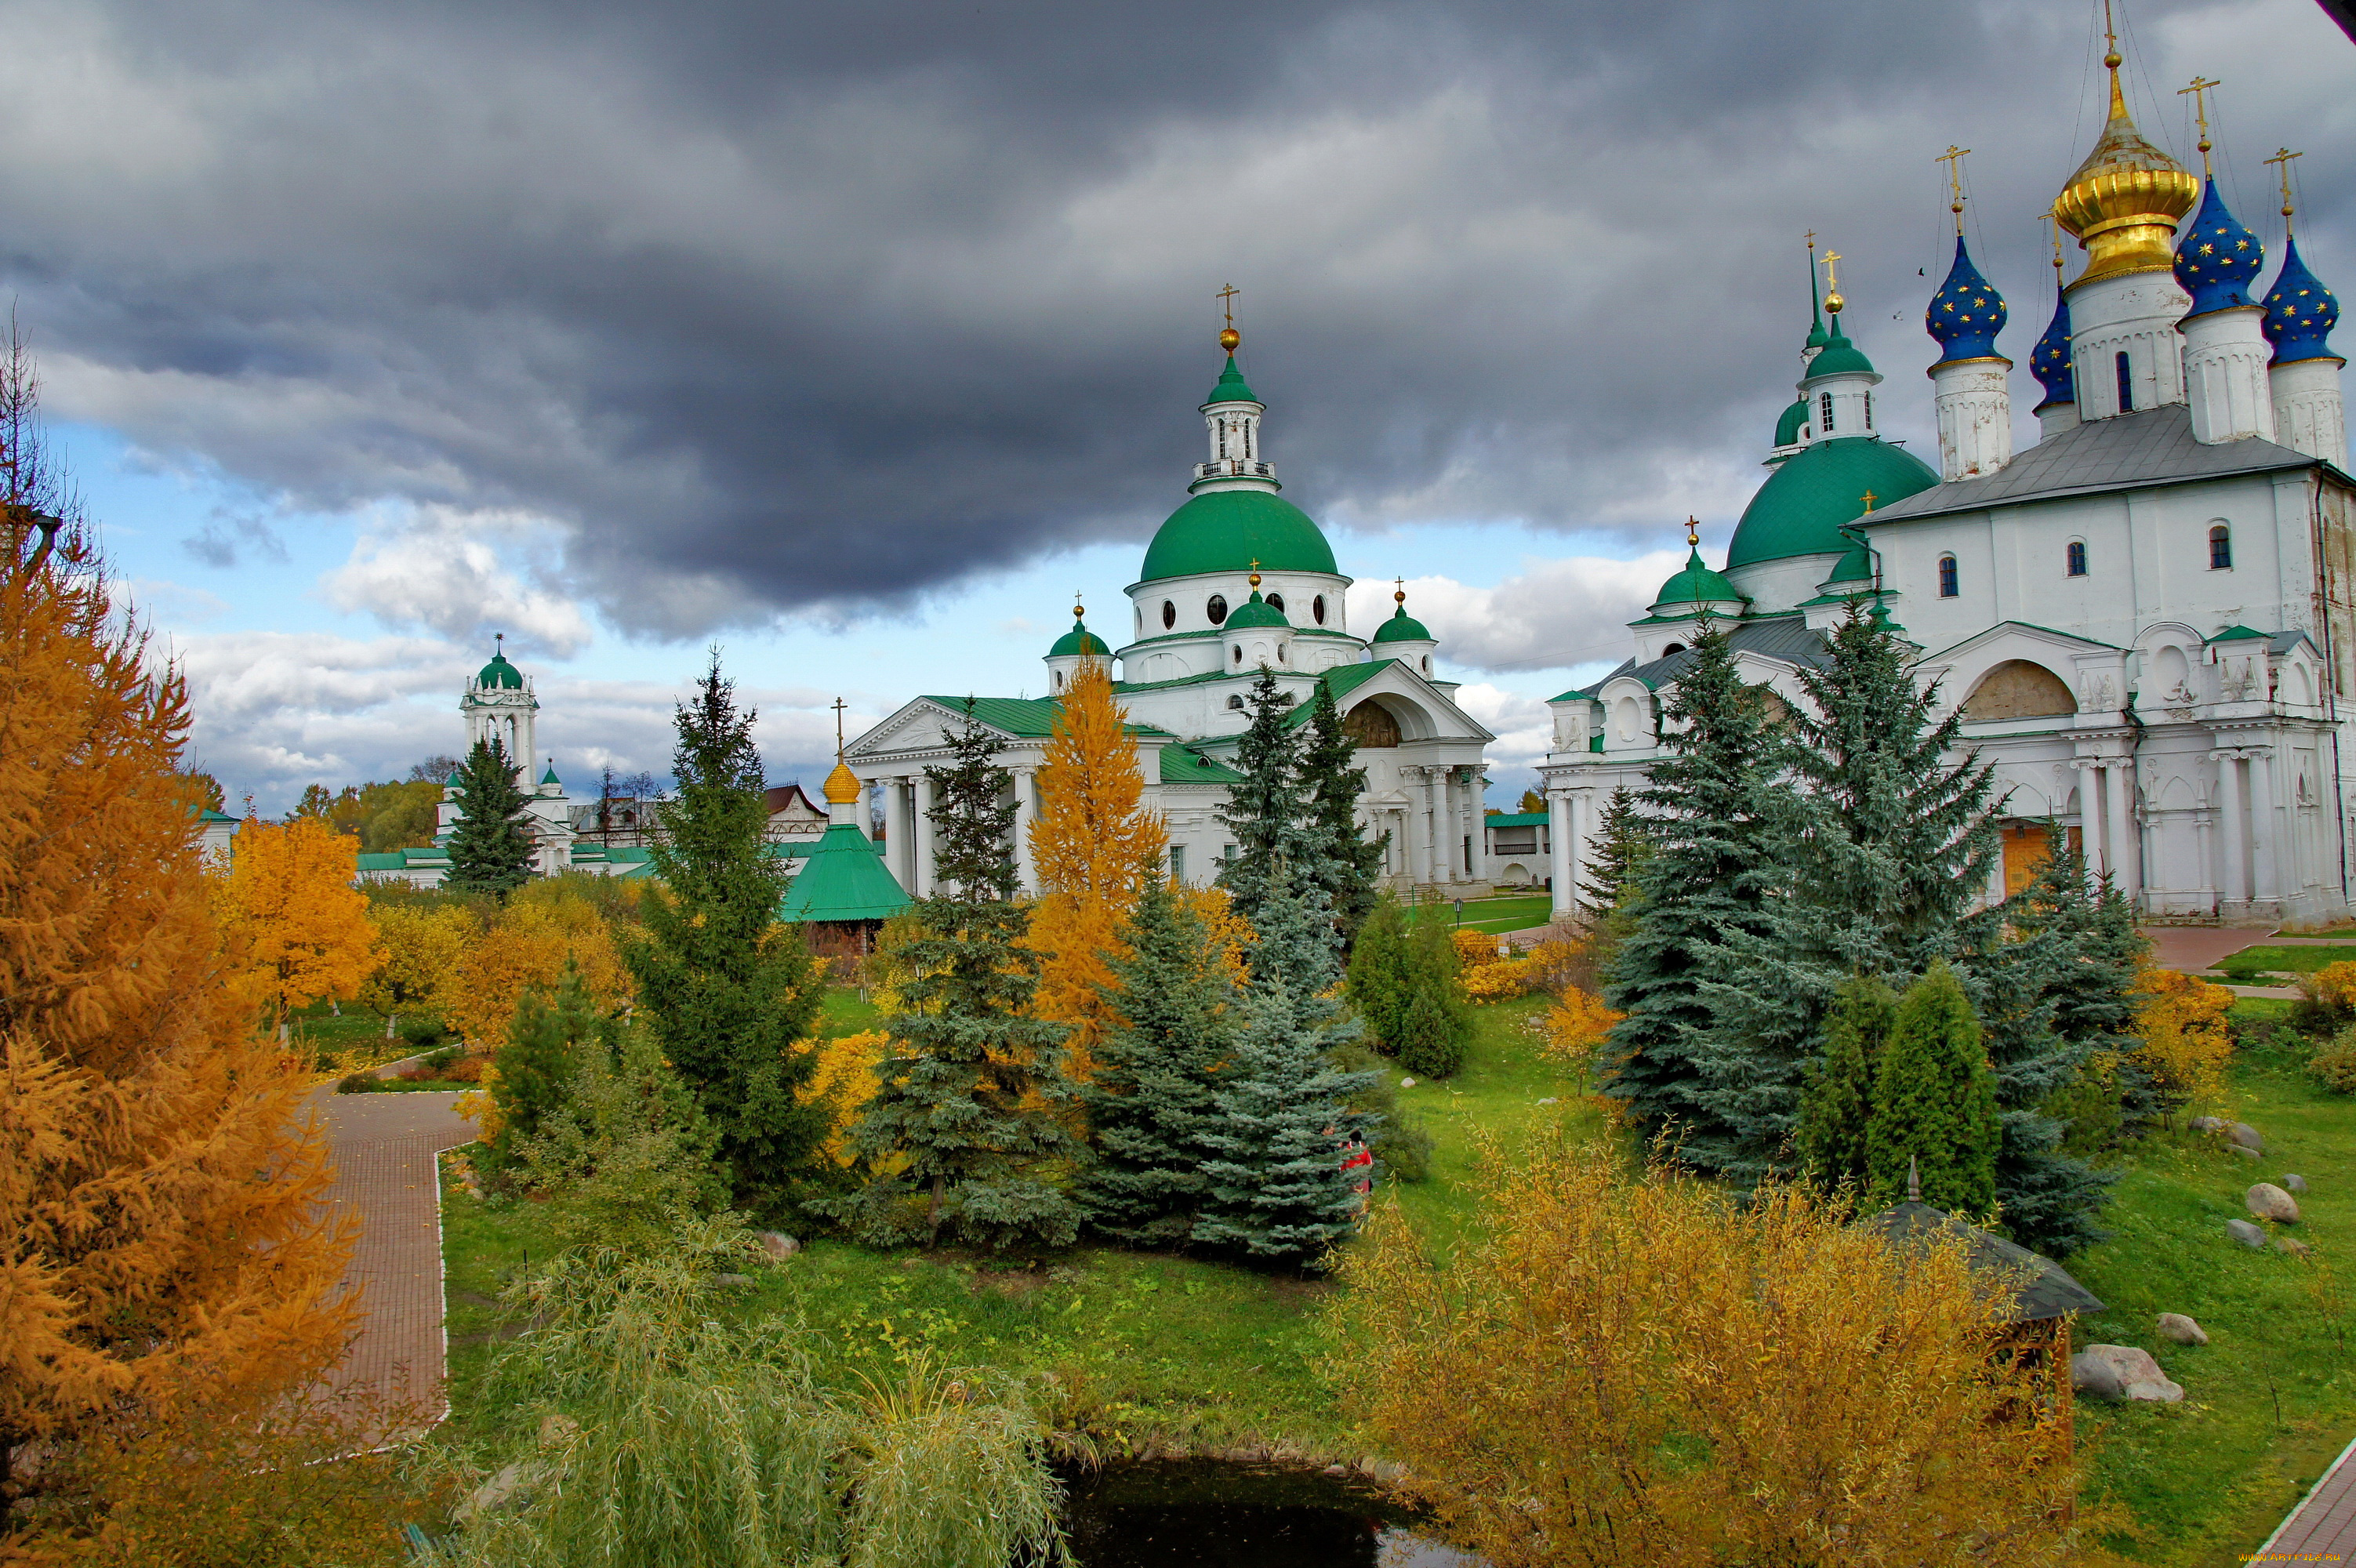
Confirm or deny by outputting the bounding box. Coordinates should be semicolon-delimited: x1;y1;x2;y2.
1538;54;2352;926
845;332;1497;897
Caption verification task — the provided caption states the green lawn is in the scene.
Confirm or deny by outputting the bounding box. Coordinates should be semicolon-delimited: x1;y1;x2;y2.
2215;944;2356;982
1448;894;1557;935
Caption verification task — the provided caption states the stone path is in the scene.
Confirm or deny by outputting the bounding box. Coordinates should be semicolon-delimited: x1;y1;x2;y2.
2143;926;2278;974
311;1087;477;1426
2256;1433;2356;1563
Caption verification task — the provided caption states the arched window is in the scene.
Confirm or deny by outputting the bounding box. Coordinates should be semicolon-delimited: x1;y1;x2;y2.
1421;655;1432;673
1052;670;1065;691
2066;540;2087;576
1276;644;1287;663
2209;524;2233;570
1312;594;1327;625
1265;593;1284;615
1819;391;1835;433
2115;350;2133;413
1661;643;1686;656
1207;593;1229;626
1938;554;1959;597
1232;644;1243;665
1864;391;1875;430
1161;599;1176;630
1226;694;1245;710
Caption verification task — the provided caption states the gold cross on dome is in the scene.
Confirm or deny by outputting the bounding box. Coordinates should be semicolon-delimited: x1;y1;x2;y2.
2266;147;2303;227
831;697;847;757
1686;516;1701;547
1935;146;1971;231
2179;77;2221;177
1217;284;1240;327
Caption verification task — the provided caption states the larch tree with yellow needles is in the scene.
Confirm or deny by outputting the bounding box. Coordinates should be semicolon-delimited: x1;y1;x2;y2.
212;813;385;1040
0;332;357;1537
1025;657;1165;1083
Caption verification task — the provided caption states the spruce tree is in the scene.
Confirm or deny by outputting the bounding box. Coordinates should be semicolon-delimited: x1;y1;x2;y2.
1345;892;1412;1054
1215;670;1305;931
1599;622;1781;1167
1577;786;1650;911
1296;682;1385;940
1689;601;2000;1192
626;653;828;1207
443;737;536;898
1194;858;1377;1266
1393;902;1473;1079
492;958;612;1160
1078;880;1237;1245
1865;962;2000;1215
1792;975;1897;1193
840;701;1086;1250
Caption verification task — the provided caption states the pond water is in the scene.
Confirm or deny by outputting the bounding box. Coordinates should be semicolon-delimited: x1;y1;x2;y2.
1059;1459;1480;1567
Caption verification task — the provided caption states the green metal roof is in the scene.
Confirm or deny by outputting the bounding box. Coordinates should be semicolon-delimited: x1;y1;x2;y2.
1049;617;1110;657
1138;489;1337;582
1487;811;1547;828
1161;747;1244;784
1726;437;1937;569
2209;624;2269;642
1774;397;1808;448
777;824;910;924
1282;659;1402;728
539;763;561;786
1802;329;1875;380
1203;355;1260;406
1650;547;1744;610
1222;591;1290;630
915;696;1180;742
198;808;238;824
1370;605;1433;643
477;652;525;690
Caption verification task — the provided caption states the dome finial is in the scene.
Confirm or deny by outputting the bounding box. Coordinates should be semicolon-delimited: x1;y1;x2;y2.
1686;516;1701;548
1820;248;1845;316
2100;0;2125;118
2178;76;2221;180
1073;590;1084;621
1217;282;1241;354
1936;146;1971;236
1247;557;1261;590
1394;575;1407;607
2267;147;2304;234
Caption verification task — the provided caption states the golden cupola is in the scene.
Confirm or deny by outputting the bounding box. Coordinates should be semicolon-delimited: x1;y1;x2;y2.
2052;42;2198;287
822;759;862;805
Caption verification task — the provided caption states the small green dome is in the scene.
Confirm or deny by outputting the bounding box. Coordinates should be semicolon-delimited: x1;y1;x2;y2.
540;762;561;786
1819;543;1874;587
445;770;463;788
1050;618;1110;657
1223;590;1291;630
1774;397;1808;448
1370;604;1433;643
477;652;524;690
1803;330;1876;380
1650;548;1744;611
1203;355;1260;406
1139;488;1337;582
1726;437;1937;569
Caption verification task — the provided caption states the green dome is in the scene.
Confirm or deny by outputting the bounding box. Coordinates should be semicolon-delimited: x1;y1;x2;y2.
1819;543;1873;588
1223;590;1291;630
1138;488;1337;582
1726;437;1937;569
1803;330;1876;380
1650;548;1744;611
1774;398;1808;448
1203;355;1260;405
540;762;561;786
1370;604;1433;643
1049;618;1110;657
477;652;524;690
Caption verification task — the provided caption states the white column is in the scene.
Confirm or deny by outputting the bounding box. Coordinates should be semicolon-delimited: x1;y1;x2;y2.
2249;747;2280;902
884;776;911;888
2077;760;2104;887
913;774;938;898
1547;788;1574;916
2214;752;2246;906
2107;760;2138;908
1931;358;2013;480
1568;791;1596;911
1438;768;1459;885
1012;766;1039;894
1422;769;1443;887
1404;769;1430;886
2180;307;2275;445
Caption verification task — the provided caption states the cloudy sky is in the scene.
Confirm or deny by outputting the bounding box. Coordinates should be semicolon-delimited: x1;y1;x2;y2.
2;0;2348;808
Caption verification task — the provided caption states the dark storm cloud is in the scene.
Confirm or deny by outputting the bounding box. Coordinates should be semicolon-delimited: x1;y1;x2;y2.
1;0;2347;636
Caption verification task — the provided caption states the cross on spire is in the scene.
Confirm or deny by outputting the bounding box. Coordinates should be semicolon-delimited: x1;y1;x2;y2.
1819;249;1844;315
1935;146;1972;233
1686;516;1700;548
2266;147;2303;230
2179;76;2222;179
1217;284;1240;327
831;697;848;760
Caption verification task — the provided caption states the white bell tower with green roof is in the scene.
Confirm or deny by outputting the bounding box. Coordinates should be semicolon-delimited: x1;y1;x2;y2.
461;633;538;780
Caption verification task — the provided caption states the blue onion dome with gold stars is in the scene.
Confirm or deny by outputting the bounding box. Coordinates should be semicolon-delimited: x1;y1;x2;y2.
1049;607;1109;658
1223;587;1290;630
1203;355;1260;406
2030;292;2075;407
1650;546;1744;612
2263;238;2341;364
1925;236;2007;362
2174;181;2264;317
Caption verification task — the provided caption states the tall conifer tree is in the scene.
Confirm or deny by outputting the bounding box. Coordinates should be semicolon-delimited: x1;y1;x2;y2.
1078;880;1237;1245
1577;786;1650;911
1345;892;1412;1053
1194;859;1376;1265
626;653;827;1206
1215;670;1304;930
1295;682;1385;940
1793;975;1898;1193
492;959;612;1160
1599;622;1780;1165
840;702;1085;1250
1865;963;2000;1214
443;737;536;897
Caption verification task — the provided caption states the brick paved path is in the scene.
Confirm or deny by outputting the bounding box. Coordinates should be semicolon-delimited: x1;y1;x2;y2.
311;1088;477;1425
2256;1433;2356;1563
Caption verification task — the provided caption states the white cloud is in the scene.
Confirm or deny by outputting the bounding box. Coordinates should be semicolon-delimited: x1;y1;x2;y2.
1346;550;1686;673
321;502;595;657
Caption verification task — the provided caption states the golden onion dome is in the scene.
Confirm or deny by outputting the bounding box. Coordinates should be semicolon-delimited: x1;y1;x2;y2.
822;760;861;805
2052;57;2198;287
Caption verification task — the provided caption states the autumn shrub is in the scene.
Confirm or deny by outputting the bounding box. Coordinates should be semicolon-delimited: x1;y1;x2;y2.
336;1072;380;1095
1521;935;1595;995
1461;957;1534;1001
444;897;633;1048
1541;987;1625;1065
1334;1128;2081;1568
2296;960;2356;1033
804;1029;891;1166
1450;929;1502;967
2129;964;2235;1120
2310;1025;2356;1094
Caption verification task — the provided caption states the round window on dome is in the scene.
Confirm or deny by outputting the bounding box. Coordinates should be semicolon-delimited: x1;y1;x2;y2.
1312;594;1327;625
1265;593;1284;615
1161;600;1176;630
1232;644;1243;665
1207;594;1229;626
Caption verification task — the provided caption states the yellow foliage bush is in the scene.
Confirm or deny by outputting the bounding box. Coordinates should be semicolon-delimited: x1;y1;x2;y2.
2310;1025;2356;1094
2130;963;2235;1115
1450;929;1503;967
1542;988;1625;1065
804;1029;891;1164
1463;958;1534;1001
1523;936;1597;995
443;901;632;1050
211;814;386;1028
454;1062;506;1146
359;901;480;1018
2305;960;2356;1015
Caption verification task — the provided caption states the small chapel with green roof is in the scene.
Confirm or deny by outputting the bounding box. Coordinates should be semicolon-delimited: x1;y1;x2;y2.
844;326;1497;898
